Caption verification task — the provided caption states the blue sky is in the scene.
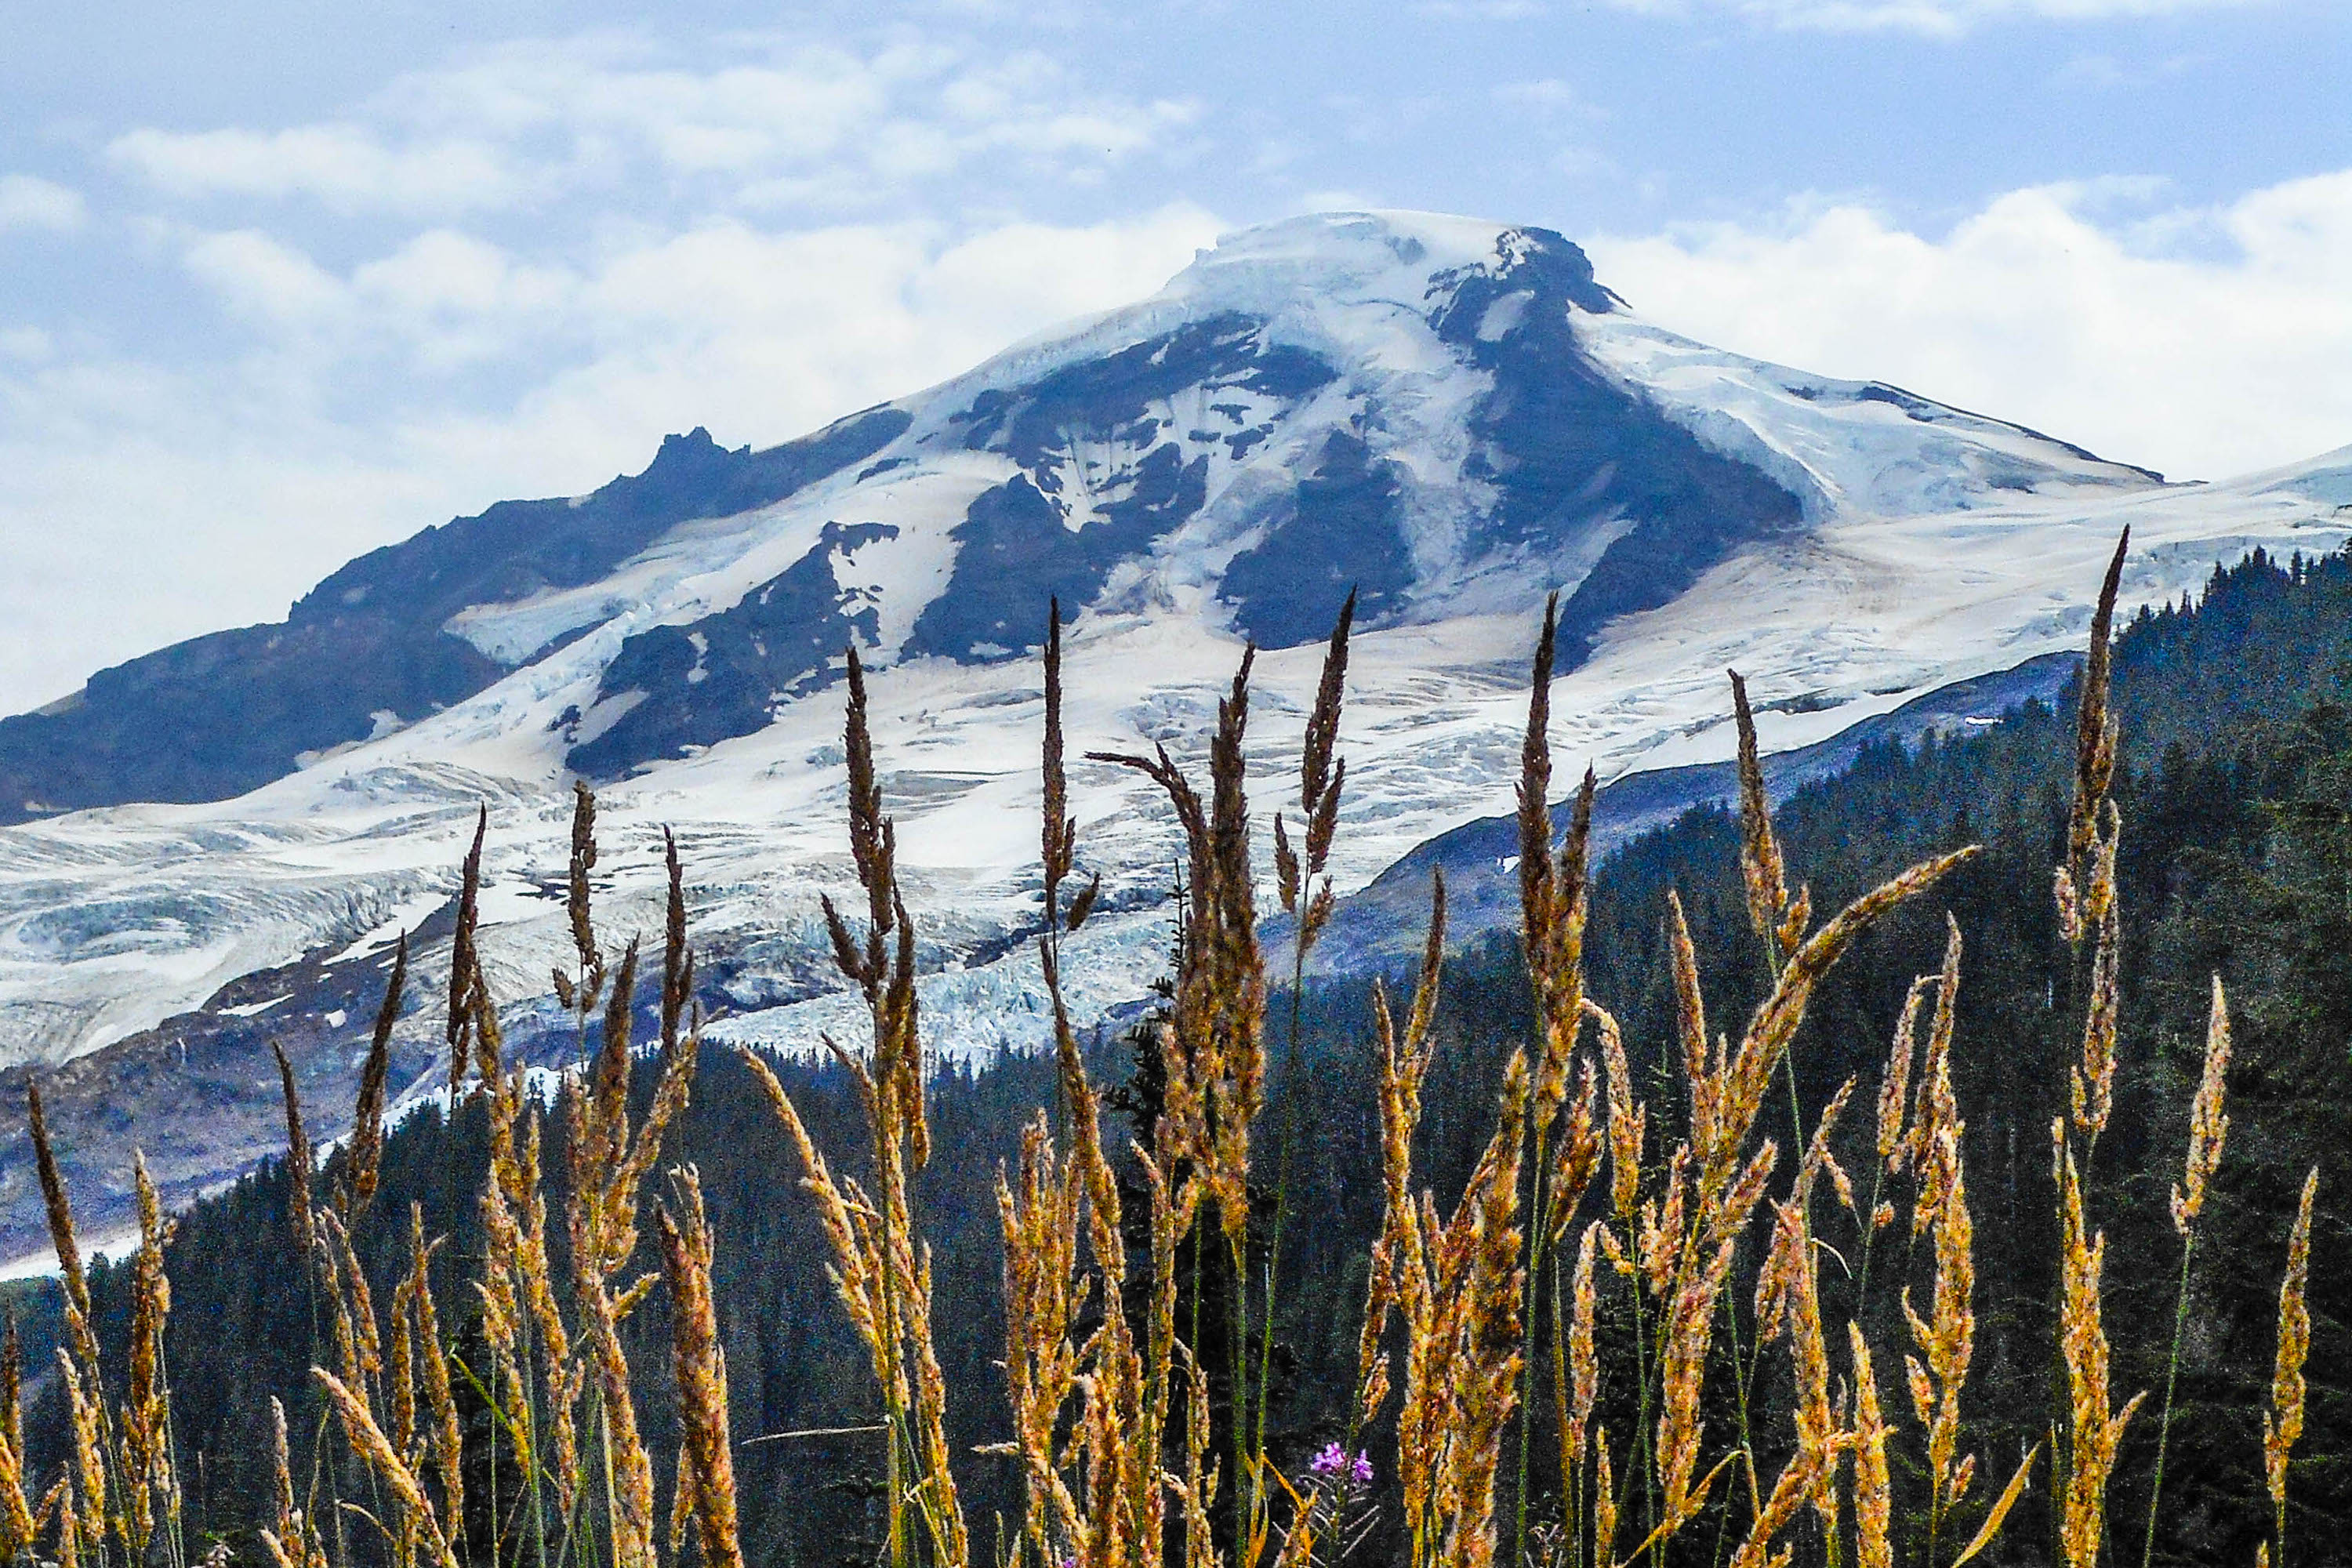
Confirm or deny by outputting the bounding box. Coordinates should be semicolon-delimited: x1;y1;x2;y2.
1;0;2346;713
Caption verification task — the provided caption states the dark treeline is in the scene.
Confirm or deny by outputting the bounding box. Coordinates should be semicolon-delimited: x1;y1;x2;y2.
1567;547;2352;1565
26;546;2352;1566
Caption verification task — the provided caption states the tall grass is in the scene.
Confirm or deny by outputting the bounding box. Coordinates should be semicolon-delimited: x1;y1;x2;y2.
6;529;2332;1568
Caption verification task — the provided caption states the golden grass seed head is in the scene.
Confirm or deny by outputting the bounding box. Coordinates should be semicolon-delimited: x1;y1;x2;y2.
2053;1119;2145;1568
0;1391;29;1559
1950;1443;2040;1568
1301;589;1354;840
567;779;604;996
1727;848;1976;1207
2265;1167;2319;1512
1729;669;1797;958
315;1369;460;1568
2072;898;2122;1142
338;927;408;1221
2066;527;2131;876
1849;1323;1893;1568
1546;1062;1602;1248
0;1308;20;1478
1565;1222;1602;1474
27;1084;93;1348
1273;811;1300;916
1042;597;1073;907
57;1352;104;1559
448;803;486;1095
1517;595;1560;940
1877;976;1931;1169
272;1040;317;1262
125;1153;176;1529
662;826;693;1052
1593;1428;1617;1565
2174;974;2233;1236
660;1167;746;1568
1590;1000;1646;1223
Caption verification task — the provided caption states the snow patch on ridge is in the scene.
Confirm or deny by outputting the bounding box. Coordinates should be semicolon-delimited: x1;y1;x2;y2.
1572;312;2164;521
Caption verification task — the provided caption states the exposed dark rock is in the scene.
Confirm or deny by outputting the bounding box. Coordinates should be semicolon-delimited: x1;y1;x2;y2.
299;409;909;630
1428;227;1806;667
0;620;503;822
897;312;1334;662
951;312;1334;467
1221;430;1415;647
568;521;898;777
905;449;1208;665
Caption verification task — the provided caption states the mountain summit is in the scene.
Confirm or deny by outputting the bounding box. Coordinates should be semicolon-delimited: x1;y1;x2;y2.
1;211;2340;1256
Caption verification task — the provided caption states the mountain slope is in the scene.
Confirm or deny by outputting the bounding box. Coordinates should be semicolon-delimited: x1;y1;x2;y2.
0;210;2343;1256
0;411;909;823
1;213;2154;823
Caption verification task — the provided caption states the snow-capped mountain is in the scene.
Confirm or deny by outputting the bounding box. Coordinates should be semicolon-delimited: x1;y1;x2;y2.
2;211;2346;1261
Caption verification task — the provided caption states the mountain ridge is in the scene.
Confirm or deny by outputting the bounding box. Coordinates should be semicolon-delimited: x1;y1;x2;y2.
2;212;2162;820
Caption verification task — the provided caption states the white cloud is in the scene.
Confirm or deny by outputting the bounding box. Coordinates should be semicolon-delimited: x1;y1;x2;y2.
1491;78;1584;114
1586;169;2352;481
1411;1;1549;16
109;125;515;213
0;175;88;233
1603;0;2266;36
1490;79;1609;174
2048;51;2199;89
107;36;1192;217
182;229;348;325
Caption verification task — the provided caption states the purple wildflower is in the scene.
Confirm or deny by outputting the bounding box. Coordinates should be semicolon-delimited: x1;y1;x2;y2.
1309;1443;1373;1490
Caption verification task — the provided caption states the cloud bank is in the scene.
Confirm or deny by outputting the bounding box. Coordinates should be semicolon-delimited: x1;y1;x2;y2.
104;36;1196;217
1589;171;2352;482
0;176;85;233
1600;0;2270;37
